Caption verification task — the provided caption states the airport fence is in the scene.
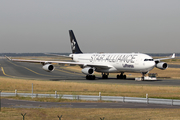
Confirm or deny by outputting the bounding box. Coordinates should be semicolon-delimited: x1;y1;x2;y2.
1;92;180;106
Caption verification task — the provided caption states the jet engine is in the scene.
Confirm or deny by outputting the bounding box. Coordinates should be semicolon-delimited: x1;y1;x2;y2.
81;67;94;75
155;62;168;70
42;64;55;72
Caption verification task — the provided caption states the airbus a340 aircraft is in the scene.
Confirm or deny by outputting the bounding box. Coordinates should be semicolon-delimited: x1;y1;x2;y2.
6;30;175;80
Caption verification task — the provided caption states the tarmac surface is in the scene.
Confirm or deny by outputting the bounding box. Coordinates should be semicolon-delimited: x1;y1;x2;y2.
2;98;180;108
1;57;180;109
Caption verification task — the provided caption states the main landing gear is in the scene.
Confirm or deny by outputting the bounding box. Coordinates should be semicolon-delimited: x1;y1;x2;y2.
117;72;126;79
101;72;127;79
86;75;96;80
102;73;109;79
85;73;127;80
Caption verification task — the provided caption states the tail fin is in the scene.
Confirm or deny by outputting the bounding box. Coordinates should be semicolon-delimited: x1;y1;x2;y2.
69;30;83;54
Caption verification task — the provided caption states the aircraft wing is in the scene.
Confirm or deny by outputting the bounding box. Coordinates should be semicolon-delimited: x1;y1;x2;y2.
5;56;112;69
5;56;52;64
154;53;175;62
44;53;72;58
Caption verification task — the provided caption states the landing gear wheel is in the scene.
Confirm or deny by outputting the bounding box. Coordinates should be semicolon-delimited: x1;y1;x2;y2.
117;75;120;79
102;73;109;79
123;75;126;79
117;73;126;79
102;75;108;79
86;75;96;80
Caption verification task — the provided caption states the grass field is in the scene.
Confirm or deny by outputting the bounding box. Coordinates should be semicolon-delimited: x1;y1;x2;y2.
1;78;180;120
1;76;180;99
1;108;180;120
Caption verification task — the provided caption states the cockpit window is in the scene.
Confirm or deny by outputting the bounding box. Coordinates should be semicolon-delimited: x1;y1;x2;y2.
144;59;154;61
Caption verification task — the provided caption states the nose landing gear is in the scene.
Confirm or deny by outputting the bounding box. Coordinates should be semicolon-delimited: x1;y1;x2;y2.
141;72;148;80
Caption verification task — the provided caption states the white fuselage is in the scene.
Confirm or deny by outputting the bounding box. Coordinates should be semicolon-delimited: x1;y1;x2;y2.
71;53;155;73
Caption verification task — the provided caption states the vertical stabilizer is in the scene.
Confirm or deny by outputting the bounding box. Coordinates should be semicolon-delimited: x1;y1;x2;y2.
69;30;83;54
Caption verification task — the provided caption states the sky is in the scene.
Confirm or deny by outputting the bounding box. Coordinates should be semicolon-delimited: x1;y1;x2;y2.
0;0;180;53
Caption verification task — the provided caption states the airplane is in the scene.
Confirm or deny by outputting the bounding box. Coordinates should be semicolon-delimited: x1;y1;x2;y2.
6;30;175;80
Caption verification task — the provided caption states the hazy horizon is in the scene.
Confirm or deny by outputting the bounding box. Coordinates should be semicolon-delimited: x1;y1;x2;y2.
0;1;180;53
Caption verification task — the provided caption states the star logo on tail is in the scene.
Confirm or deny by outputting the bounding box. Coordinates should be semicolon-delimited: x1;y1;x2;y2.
71;39;76;50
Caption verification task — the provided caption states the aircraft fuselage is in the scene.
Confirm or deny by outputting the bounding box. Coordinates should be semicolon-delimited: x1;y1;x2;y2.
71;53;155;73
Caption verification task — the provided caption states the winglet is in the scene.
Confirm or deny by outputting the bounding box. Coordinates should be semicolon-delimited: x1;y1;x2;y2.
5;55;12;61
171;53;175;58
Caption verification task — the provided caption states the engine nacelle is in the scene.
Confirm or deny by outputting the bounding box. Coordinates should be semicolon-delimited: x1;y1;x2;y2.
81;67;94;75
42;64;55;72
156;62;168;70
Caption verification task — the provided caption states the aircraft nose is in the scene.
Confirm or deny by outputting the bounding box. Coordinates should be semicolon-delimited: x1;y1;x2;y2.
148;61;156;68
152;61;156;67
144;61;155;70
